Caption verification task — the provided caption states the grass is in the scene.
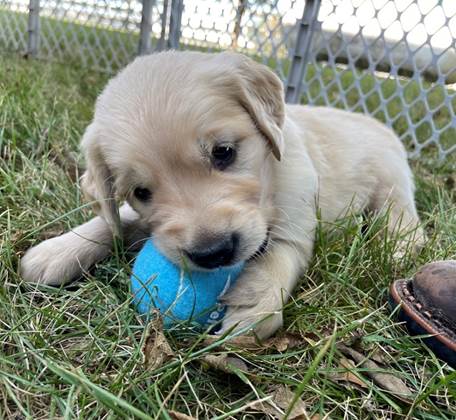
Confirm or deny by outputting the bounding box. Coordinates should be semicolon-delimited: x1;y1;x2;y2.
1;50;456;419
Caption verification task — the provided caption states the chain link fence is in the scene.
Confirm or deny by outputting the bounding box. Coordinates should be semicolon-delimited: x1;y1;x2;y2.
0;0;455;160
0;0;28;53
301;0;456;160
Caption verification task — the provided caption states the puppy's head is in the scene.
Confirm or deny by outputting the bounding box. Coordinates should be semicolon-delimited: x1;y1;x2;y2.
81;51;285;269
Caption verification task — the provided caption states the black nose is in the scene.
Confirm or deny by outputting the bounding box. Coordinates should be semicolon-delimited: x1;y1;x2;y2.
185;233;239;269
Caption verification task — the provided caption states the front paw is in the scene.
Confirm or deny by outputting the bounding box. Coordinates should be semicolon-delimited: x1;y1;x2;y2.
219;277;285;338
20;235;83;285
220;304;283;339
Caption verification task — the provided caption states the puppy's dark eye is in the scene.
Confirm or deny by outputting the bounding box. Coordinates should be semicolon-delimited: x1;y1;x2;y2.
134;187;152;202
212;145;236;170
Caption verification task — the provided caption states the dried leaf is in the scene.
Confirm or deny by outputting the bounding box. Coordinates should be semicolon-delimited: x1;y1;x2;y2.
370;348;388;365
202;334;260;350
328;357;367;389
337;344;413;399
142;311;175;370
168;410;196;420
268;332;306;352
252;385;309;419
10;231;24;244
201;354;248;373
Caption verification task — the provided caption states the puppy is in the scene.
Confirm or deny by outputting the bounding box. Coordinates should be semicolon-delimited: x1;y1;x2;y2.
20;51;425;338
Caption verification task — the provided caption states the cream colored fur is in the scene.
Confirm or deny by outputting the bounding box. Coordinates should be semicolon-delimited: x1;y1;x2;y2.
20;51;424;338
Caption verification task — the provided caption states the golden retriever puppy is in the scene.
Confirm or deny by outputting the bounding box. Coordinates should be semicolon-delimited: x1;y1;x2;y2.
20;51;424;338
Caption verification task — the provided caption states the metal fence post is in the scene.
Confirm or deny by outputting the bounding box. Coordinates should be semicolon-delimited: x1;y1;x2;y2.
167;0;183;49
138;0;154;55
26;0;40;57
158;0;169;51
285;0;322;104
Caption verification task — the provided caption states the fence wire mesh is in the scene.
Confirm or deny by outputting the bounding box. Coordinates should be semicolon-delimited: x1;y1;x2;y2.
37;0;165;71
178;0;303;81
0;0;454;159
0;0;28;53
301;0;456;160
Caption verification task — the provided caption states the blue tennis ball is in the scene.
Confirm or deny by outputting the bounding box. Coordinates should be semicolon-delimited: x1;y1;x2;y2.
131;239;244;329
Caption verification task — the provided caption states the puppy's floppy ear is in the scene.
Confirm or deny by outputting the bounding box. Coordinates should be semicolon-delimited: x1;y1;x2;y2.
80;123;121;237
221;53;285;160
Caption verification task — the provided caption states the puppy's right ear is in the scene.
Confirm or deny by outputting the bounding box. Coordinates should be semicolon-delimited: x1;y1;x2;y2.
80;123;121;237
216;53;285;160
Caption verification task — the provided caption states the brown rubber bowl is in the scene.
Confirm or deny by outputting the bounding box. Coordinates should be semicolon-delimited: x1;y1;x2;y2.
389;260;456;368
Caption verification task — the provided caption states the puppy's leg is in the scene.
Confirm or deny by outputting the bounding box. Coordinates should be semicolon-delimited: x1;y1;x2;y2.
219;140;319;338
370;164;426;258
220;241;311;338
380;189;425;259
20;203;148;285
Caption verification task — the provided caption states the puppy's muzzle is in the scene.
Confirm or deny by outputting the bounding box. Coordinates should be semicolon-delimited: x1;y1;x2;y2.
185;233;239;269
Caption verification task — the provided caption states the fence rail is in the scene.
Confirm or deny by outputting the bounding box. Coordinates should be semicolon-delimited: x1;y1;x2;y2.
0;0;455;160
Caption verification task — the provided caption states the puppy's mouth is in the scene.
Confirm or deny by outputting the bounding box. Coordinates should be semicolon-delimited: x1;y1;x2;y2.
174;229;271;270
247;228;270;262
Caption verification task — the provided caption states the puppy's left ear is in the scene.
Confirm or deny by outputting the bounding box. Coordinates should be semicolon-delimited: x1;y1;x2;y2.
80;123;122;237
222;53;285;160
